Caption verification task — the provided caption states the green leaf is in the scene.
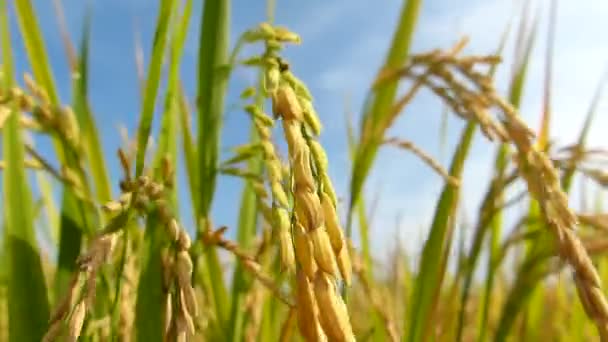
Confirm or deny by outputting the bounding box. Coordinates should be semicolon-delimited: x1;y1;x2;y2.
33;143;59;245
135;213;167;342
1;4;50;339
535;0;557;151
178;86;199;219
495;245;553;341
54;191;84;300
13;0;59;104
345;111;373;279
197;0;230;215
56;13;107;301
14;0;97;304
134;0;175;178
343;93;389;340
561;72;607;192
74;11;112;203
348;0;423;235
406;121;476;342
135;1;184;340
478;146;508;342
195;0;231;329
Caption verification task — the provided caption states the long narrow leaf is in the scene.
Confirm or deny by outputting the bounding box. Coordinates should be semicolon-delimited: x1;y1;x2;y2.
345;111;373;278
134;0;174;178
178;86;199;219
478;146;508;342
197;0;231;216
406;121;476;342
1;4;50;339
195;0;231;329
73;11;112;203
14;0;97;303
561;71;607;192
135;1;181;340
13;0;59;104
347;0;423;235
345;110;386;339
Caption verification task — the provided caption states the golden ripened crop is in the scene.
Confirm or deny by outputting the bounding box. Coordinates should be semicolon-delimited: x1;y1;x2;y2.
1;0;608;341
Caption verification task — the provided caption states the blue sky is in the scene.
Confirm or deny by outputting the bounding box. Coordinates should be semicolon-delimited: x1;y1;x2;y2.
5;0;608;267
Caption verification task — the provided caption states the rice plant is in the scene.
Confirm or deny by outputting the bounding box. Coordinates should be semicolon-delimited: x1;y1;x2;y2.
1;0;608;341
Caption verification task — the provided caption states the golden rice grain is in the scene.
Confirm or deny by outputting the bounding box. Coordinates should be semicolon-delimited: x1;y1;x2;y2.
337;244;353;286
294;223;317;278
182;286;199;318
313;272;355;342
292;148;316;191
294;188;323;232
299;98;322;136
177;229;191;250
295;270;322;341
179;292;196;334
175;251;193;288
274;85;302;121
310;227;339;278
166;218;180;242
320;191;344;253
163;293;173;335
275;207;296;272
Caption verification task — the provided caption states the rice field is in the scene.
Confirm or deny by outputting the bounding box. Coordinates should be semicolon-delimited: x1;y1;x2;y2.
1;0;608;341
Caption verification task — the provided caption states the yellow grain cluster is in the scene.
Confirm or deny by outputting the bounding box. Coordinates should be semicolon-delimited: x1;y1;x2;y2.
43;158;198;341
0;74;81;152
270;69;354;340
43;233;117;342
398;42;608;339
238;22;356;341
0;74;90;200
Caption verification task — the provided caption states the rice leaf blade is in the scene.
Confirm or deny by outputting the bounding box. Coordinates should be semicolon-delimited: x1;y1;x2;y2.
1;5;50;339
406;121;476;342
348;0;423;234
13;0;98;303
74;11;112;203
561;72;607;192
134;0;174;178
195;0;231;329
13;0;59;104
135;1;182;340
478;146;508;342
